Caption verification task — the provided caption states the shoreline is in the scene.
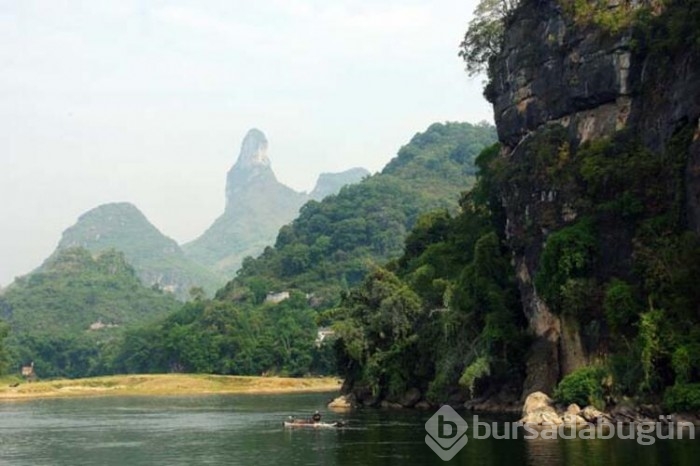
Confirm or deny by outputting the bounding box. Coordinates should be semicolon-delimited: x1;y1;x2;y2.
0;374;342;401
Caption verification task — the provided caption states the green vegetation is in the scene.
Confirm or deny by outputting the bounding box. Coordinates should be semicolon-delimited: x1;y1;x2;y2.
458;0;519;76
2;248;179;336
332;143;528;403
663;384;700;413
0;321;9;375
602;279;639;334
535;218;597;314
0;248;180;378
332;267;424;398
332;110;700;408
110;292;330;377
106;122;496;380
226;122;496;308
491;120;700;408
560;0;638;33
554;366;607;409
57;202;223;298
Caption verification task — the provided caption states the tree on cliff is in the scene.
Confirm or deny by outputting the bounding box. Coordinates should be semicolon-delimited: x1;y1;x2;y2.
458;0;519;76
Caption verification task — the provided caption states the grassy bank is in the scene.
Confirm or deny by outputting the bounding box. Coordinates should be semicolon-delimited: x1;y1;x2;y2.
0;374;342;400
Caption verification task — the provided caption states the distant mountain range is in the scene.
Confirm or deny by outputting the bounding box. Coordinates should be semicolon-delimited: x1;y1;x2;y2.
226;121;498;306
29;128;367;298
0;120;497;379
54;202;223;297
183;129;368;276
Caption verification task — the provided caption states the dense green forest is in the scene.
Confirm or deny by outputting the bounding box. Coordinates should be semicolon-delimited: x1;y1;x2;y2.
0;321;8;375
0;121;496;380
106;121;497;378
0;248;180;377
334;128;700;412
331;0;700;412
225;122;496;307
4;0;699;418
331;144;529;403
109;291;334;376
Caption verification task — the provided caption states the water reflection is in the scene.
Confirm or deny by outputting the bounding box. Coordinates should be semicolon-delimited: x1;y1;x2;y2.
523;426;700;466
0;395;697;466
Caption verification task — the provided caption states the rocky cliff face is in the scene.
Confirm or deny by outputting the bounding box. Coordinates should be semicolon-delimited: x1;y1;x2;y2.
223;129;291;205
184;129;367;277
490;0;700;397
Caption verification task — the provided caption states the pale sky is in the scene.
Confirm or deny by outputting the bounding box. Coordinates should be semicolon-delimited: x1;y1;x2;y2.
0;0;492;287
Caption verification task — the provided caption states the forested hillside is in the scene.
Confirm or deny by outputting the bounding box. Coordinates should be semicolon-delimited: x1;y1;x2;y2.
0;121;495;380
56;202;222;298
334;0;700;413
332;144;528;405
0;248;180;377
224;122;496;307
106;121;497;378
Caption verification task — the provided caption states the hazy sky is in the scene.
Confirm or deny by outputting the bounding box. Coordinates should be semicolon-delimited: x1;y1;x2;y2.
0;0;492;286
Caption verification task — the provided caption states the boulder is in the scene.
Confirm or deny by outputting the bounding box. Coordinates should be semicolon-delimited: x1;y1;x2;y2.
608;405;637;424
521;410;564;426
399;388;422;408
380;400;403;409
415;400;432;410
519;391;562;425
522;392;554;417
565;404;581;416
562;413;588;425
328;395;354;410
580;406;611;424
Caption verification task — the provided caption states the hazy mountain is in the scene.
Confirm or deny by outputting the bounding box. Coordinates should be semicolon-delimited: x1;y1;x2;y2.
183;128;366;277
310;167;370;200
224;121;498;306
55;202;222;298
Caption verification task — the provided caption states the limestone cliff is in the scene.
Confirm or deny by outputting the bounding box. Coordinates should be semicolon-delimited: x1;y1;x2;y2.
489;0;700;397
184;129;367;277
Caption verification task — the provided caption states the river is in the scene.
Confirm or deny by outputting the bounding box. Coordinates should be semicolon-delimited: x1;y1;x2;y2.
0;393;697;465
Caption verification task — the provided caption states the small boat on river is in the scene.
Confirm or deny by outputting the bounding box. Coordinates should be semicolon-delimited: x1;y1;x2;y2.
283;415;346;429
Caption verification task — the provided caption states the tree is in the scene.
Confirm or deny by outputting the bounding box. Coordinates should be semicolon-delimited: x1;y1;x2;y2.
458;0;519;76
0;321;9;375
334;267;424;397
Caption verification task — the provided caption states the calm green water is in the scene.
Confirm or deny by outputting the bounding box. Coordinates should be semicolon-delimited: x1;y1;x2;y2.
0;393;697;465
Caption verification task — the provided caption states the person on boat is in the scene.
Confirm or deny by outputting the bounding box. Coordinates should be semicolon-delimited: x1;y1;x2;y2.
311;410;322;423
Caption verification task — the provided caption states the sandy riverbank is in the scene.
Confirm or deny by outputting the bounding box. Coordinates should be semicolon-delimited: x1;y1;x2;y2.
0;374;342;400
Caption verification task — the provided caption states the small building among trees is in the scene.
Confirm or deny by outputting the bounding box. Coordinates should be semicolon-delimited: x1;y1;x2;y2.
21;361;36;381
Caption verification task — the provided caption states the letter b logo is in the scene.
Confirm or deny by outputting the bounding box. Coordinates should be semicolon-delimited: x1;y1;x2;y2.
425;406;468;461
438;415;457;439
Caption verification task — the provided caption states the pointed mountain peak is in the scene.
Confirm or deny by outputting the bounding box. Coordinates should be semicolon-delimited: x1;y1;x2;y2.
226;128;284;207
235;128;270;169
